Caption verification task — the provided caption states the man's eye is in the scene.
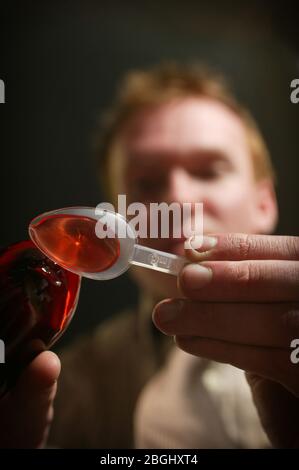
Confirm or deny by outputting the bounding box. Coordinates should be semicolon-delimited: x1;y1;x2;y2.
193;168;220;180
136;178;164;192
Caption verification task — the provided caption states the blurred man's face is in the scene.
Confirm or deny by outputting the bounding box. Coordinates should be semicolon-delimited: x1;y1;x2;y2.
112;97;277;299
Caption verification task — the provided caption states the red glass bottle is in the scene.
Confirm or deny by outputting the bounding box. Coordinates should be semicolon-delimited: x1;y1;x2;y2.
0;240;81;396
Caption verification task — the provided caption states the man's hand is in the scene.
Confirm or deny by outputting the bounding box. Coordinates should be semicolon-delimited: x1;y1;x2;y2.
0;351;60;448
152;233;299;447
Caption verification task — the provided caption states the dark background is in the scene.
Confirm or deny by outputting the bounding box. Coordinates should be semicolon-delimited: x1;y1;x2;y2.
0;0;298;348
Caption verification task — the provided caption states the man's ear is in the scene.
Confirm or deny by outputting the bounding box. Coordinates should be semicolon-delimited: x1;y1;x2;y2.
253;178;278;234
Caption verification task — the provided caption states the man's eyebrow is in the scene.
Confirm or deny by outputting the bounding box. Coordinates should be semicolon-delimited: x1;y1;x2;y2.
126;149;233;176
187;149;231;163
128;148;230;161
126;152;172;173
127;151;168;162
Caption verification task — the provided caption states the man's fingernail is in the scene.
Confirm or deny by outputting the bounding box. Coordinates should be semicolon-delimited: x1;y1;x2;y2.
154;300;182;323
188;235;217;252
181;263;212;290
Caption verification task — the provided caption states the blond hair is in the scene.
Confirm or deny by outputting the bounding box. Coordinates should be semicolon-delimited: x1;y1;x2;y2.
94;62;275;197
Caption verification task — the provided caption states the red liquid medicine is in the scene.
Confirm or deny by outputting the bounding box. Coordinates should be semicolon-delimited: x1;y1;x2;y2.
0;240;81;395
29;214;120;274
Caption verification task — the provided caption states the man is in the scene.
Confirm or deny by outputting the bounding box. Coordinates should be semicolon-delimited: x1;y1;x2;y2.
1;62;298;448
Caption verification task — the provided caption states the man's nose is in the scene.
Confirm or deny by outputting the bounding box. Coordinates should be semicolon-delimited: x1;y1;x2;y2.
164;167;199;203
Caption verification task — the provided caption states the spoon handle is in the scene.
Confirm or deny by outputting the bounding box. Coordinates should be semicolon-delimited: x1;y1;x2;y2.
130;244;187;275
